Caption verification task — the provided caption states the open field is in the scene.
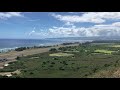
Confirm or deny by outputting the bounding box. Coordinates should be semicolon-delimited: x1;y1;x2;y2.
94;49;115;54
110;45;120;47
49;53;74;57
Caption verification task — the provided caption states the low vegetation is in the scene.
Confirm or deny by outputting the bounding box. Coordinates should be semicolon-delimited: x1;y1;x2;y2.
1;41;120;78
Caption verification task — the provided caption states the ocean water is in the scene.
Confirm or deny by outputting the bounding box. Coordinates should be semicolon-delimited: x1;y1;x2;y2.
0;38;92;52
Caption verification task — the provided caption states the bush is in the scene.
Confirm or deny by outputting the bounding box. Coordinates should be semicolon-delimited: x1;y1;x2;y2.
42;62;46;64
49;65;53;67
30;72;34;75
51;62;55;64
58;47;67;51
59;67;65;70
53;58;58;60
49;48;57;52
16;56;20;60
104;64;110;67
15;47;27;51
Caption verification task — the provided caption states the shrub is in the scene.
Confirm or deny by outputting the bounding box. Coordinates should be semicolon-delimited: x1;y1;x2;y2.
51;62;55;64
16;56;20;60
92;68;98;73
42;62;46;64
53;58;58;60
30;72;34;74
49;65;53;67
49;48;57;52
58;47;67;51
59;67;65;70
15;47;27;51
104;64;110;67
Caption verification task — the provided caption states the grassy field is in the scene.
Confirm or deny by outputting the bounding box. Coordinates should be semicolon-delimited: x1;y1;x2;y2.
94;49;115;54
49;53;74;57
110;45;120;47
1;42;120;78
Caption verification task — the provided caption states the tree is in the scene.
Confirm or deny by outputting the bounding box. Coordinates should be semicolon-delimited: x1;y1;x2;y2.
49;48;57;52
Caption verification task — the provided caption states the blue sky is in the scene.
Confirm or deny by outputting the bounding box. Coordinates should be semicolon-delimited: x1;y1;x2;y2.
1;12;120;39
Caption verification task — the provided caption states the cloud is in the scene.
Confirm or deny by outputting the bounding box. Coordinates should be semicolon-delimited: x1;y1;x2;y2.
64;22;74;26
28;27;36;35
28;27;50;38
27;22;120;38
48;22;120;37
112;22;120;27
28;30;35;35
51;12;120;24
0;12;23;20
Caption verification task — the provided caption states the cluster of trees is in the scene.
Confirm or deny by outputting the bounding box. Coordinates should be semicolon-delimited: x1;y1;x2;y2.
92;40;120;43
15;47;27;51
61;42;80;45
58;47;67;51
15;46;52;52
49;48;57;52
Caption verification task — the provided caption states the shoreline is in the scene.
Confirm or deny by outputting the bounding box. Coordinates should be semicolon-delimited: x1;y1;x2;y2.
0;39;93;53
0;42;82;69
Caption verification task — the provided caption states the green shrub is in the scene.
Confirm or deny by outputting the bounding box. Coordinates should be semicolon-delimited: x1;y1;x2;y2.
51;62;55;64
49;48;57;52
16;56;20;60
30;72;34;75
15;47;27;51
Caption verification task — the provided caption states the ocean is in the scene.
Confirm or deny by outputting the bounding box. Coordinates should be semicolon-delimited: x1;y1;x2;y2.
0;38;92;52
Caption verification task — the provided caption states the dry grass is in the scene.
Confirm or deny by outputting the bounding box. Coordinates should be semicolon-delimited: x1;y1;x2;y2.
89;68;120;78
49;52;74;57
94;49;115;54
110;45;120;47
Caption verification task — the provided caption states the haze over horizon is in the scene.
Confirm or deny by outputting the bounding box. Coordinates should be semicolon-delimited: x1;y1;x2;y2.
1;12;120;39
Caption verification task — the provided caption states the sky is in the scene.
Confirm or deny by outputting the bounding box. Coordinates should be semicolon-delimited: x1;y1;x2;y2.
1;12;120;39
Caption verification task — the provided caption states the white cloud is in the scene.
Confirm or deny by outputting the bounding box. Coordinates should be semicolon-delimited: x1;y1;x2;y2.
28;27;36;35
64;22;74;26
51;12;120;24
28;30;35;35
48;22;120;37
112;22;120;27
0;12;23;20
28;27;50;38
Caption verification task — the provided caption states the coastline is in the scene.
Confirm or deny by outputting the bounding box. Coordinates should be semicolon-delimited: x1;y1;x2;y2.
0;39;93;53
0;42;81;69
